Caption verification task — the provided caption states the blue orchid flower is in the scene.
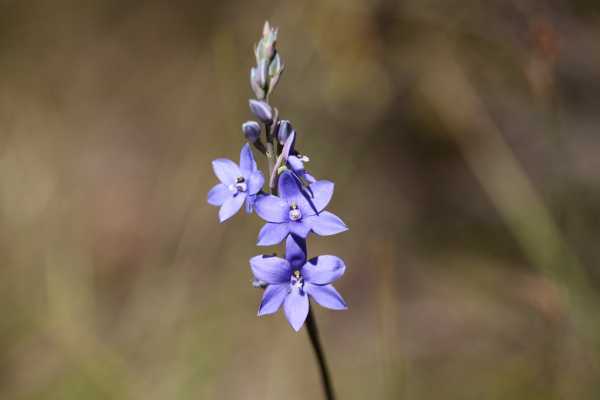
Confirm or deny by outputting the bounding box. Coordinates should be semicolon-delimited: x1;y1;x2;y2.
255;170;347;246
250;235;347;331
208;144;264;222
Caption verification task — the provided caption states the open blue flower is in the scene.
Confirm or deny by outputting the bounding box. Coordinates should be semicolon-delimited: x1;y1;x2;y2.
208;144;264;222
255;171;347;246
250;235;347;331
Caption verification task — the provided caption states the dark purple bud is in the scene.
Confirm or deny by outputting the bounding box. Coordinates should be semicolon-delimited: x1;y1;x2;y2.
249;99;273;123
276;120;294;143
242;121;261;142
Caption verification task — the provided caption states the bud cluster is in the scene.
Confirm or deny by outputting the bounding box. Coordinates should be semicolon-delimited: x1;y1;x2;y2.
250;22;284;100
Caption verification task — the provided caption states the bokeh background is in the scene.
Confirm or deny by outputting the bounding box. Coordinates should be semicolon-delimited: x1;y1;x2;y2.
2;0;600;399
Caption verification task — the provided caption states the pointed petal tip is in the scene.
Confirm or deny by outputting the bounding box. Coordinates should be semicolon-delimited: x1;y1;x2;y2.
218;193;246;222
288;316;305;331
257;306;281;317
308;211;349;236
212;158;242;185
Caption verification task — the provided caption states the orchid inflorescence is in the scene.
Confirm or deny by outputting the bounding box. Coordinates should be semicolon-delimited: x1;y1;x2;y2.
207;22;348;332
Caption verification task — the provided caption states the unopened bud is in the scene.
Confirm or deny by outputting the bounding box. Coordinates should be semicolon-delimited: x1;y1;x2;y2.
256;21;278;65
269;53;283;78
276;120;294;143
257;59;269;89
267;53;284;95
242;121;261;142
250;68;265;100
249;99;273;123
262;21;272;38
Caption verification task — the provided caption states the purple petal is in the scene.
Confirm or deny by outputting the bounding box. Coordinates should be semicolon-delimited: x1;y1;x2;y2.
257;223;290;246
305;284;347;310
218;193;246;222
212;158;241;185
306;211;348;236
283;287;309;331
304;173;317;184
287;155;304;172
289;221;311;238
282;131;296;159
247;170;264;195
278;170;301;201
278;171;322;216
207;183;230;206
239;143;257;174
307;180;334;213
250;255;291;284
245;194;256;213
255;195;289;223
258;284;289;316
302;255;346;285
285;235;307;269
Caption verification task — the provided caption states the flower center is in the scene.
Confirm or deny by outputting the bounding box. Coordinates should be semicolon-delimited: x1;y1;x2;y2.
228;176;247;194
291;270;303;289
289;202;302;221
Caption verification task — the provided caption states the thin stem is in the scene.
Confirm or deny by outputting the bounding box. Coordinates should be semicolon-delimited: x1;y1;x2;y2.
265;140;277;193
305;306;336;400
264;105;279;195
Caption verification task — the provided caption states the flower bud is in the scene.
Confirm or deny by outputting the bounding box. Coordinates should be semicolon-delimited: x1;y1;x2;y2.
257;58;269;89
250;68;265;100
267;53;284;95
262;21;273;40
256;21;278;63
269;53;283;78
249;99;273;123
276;120;294;143
242;121;261;143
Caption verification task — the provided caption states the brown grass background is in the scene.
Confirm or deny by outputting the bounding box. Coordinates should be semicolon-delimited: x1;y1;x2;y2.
1;0;600;399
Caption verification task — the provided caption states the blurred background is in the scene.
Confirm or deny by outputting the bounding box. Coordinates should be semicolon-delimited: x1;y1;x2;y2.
1;0;600;399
